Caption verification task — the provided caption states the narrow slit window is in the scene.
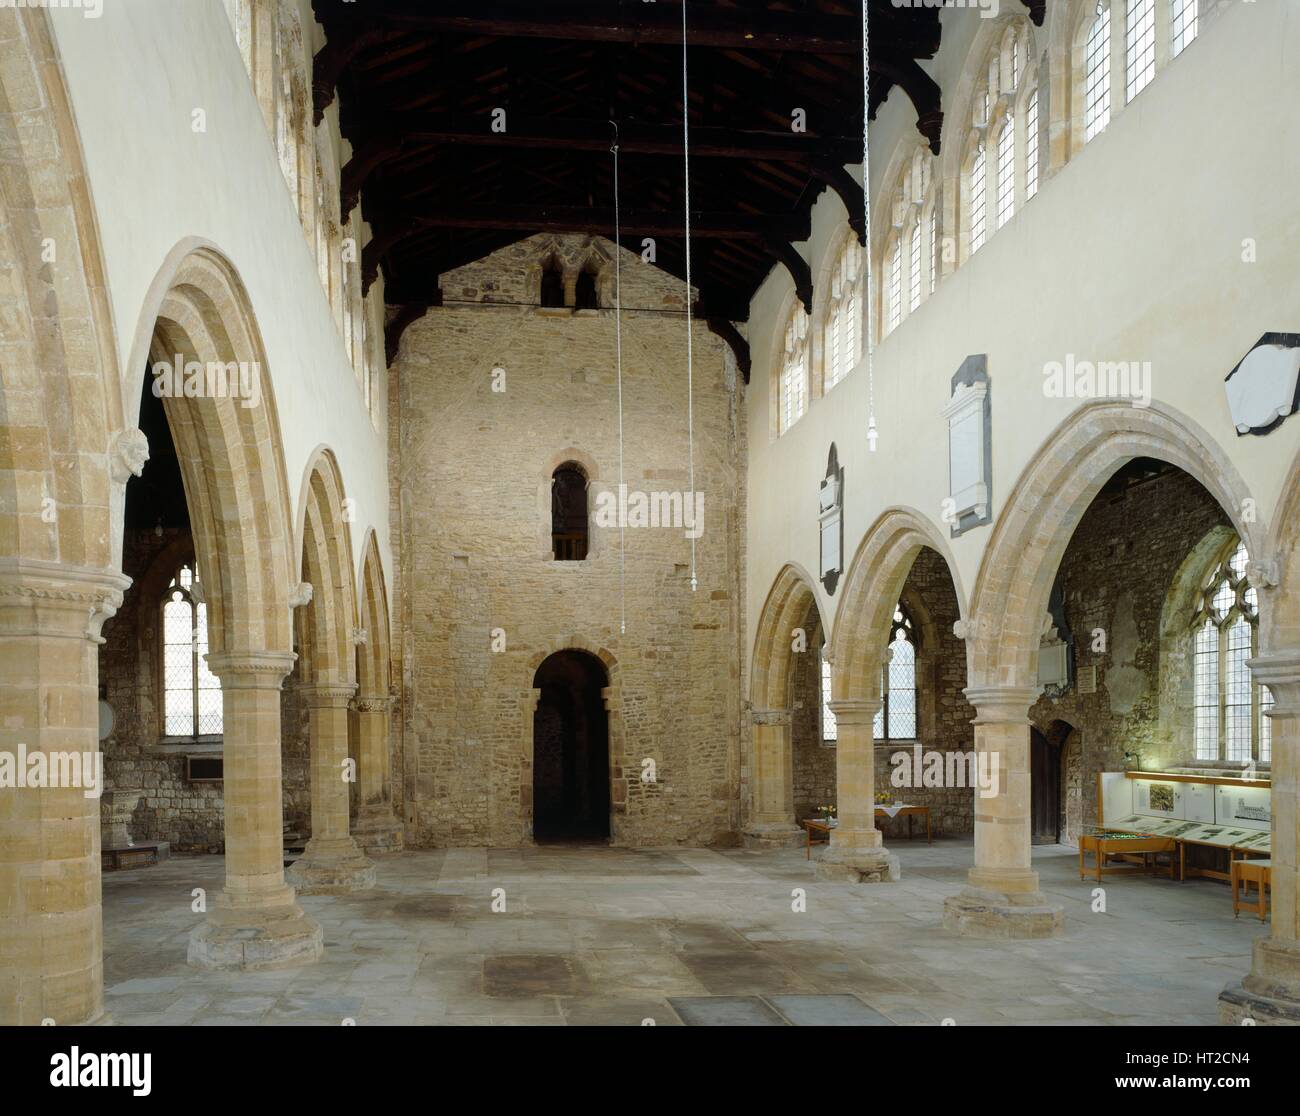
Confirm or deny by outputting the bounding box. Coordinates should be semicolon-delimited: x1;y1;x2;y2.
1125;0;1156;103
1084;5;1112;143
970;145;987;254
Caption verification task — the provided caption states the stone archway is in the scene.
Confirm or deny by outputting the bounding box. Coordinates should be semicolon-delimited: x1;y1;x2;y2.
820;508;966;882
746;563;823;848
145;247;321;972
952;401;1261;939
285;450;374;894
532;650;611;840
1220;440;1300;1024
353;530;402;852
522;639;622;845
0;7;132;1027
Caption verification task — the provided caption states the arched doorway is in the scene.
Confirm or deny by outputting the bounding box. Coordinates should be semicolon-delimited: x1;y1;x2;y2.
1030;722;1073;845
532;651;610;841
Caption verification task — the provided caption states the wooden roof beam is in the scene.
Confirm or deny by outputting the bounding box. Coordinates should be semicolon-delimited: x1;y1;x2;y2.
313;0;873;54
372;205;811;241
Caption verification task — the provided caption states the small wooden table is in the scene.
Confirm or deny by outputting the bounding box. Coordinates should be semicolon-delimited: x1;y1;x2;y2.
1231;858;1271;921
875;805;932;844
803;818;833;858
801;805;932;859
1078;832;1176;883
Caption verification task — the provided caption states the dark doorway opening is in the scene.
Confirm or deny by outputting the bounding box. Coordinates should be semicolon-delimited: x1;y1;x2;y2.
1031;723;1067;844
532;650;610;842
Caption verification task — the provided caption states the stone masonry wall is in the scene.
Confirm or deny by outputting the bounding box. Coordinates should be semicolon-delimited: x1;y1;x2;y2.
98;528;310;851
791;614;836;821
1029;468;1231;845
871;547;976;837
390;233;746;847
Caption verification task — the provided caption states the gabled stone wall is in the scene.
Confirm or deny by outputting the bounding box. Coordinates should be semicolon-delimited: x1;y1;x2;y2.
390;234;746;846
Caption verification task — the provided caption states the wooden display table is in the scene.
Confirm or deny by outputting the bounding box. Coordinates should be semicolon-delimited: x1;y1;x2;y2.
1231;858;1271;921
1078;831;1176;883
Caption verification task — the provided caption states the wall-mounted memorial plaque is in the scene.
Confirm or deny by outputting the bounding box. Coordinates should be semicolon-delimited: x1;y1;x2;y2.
1225;332;1300;436
819;443;844;595
942;355;992;536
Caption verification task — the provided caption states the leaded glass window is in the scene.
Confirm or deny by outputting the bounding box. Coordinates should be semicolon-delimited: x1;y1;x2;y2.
872;607;917;741
1192;542;1269;764
162;564;222;739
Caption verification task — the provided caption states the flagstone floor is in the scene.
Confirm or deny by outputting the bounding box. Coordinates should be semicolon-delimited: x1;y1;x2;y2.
100;840;1262;1025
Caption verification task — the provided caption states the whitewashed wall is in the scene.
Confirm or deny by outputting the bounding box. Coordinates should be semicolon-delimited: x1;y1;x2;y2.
49;0;392;599
746;1;1300;664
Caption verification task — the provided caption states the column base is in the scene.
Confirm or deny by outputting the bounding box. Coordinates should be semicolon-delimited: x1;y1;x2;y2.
814;844;899;883
1218;939;1300;1025
942;886;1064;938
286;838;376;894
188;887;323;971
740;821;805;849
353;807;405;854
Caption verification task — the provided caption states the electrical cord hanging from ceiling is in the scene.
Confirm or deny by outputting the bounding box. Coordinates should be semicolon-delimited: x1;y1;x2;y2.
862;0;878;453
682;0;698;591
610;120;627;636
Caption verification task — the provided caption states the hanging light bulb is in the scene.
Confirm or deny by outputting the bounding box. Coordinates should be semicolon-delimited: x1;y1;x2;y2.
154;517;164;539
867;416;878;453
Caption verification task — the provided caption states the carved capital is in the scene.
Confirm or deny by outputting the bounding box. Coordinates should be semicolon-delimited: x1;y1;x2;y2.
827;698;881;727
205;649;297;687
354;694;391;715
1248;653;1300;710
964;684;1042;724
352;627;368;645
300;681;358;708
0;558;132;644
289;582;313;608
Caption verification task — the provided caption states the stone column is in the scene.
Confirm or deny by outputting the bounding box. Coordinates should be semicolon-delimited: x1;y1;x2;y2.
286;682;375;893
351;693;403;853
943;685;1063;938
741;709;803;848
816;699;898;882
1220;653;1300;1024
188;652;323;970
0;559;129;1025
